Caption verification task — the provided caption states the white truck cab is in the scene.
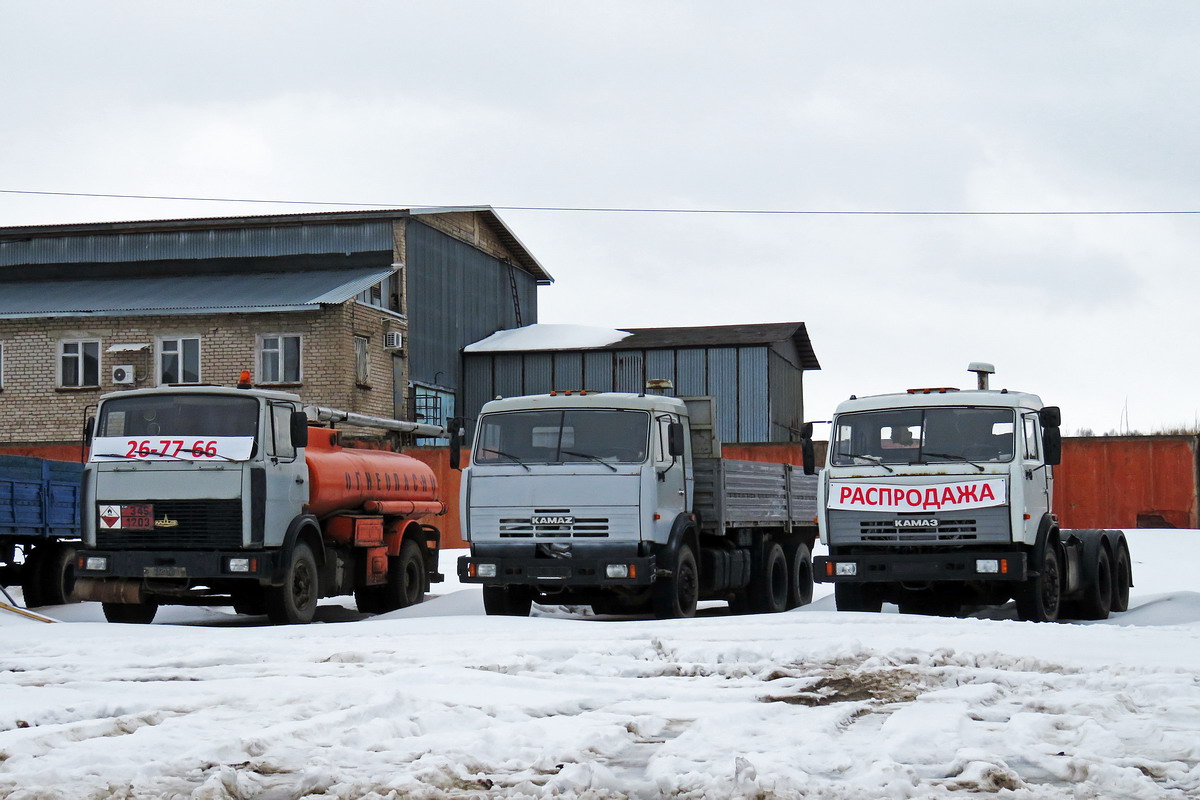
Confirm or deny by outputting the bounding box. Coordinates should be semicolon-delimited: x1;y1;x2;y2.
814;364;1132;622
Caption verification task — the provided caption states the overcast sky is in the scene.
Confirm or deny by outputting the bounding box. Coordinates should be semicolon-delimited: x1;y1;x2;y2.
2;1;1198;435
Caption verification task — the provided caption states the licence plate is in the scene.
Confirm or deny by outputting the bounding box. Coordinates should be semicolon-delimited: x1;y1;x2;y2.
144;566;187;578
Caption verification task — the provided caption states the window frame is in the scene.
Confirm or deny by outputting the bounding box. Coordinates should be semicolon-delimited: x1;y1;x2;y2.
257;333;303;385
157;335;202;386
354;335;370;386
58;338;101;388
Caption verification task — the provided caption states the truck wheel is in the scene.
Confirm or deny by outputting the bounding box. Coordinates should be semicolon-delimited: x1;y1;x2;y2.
482;585;534;616
232;587;266;616
266;542;319;625
834;583;883;613
1111;542;1132;613
785;541;814;609
19;544;47;608
1016;545;1062;622
353;586;384;614
745;541;789;614
36;543;78;606
102;602;158;624
653;544;699;619
383;539;426;610
1074;547;1113;620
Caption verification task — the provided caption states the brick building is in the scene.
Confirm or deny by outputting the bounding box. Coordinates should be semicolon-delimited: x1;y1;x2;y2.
0;208;552;459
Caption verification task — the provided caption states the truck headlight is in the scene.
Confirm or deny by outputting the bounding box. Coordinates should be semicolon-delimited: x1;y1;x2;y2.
477;563;497;578
975;559;1000;574
835;562;857;577
227;557;252;573
84;556;108;571
606;564;630;578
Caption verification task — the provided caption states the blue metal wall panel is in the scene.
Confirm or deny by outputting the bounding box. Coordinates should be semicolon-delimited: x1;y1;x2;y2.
406;221;536;393
768;349;805;440
676;349;707;396
463;357;495;433
584;352;614;392
706;348;739;443
493;354;525;399
738;347;770;442
0;222;394;266
553;352;583;391
644;350;676;392
613;352;645;393
522;353;554;395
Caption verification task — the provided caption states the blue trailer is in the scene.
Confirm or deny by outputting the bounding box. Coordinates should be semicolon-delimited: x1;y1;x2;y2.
0;454;83;607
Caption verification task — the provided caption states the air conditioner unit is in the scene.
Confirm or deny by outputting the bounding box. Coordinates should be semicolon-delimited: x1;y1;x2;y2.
384;332;404;350
111;365;136;384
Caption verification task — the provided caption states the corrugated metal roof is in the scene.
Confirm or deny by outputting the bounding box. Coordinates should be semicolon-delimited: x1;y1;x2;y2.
0;207;553;283
0;268;395;318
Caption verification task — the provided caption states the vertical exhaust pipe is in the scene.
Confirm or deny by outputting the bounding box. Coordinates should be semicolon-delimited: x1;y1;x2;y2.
968;362;995;390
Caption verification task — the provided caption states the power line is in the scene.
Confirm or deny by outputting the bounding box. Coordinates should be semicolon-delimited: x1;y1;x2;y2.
3;188;1200;216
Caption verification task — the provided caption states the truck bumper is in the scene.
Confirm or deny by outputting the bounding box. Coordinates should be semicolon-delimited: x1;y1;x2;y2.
814;550;1028;583
75;548;282;585
458;551;657;587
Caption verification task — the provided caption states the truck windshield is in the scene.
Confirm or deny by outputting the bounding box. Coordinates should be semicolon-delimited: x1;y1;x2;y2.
474;409;650;466
831;407;1015;466
96;394;259;438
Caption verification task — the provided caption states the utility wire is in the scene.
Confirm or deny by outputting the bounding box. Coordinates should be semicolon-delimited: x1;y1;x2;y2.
3;188;1200;216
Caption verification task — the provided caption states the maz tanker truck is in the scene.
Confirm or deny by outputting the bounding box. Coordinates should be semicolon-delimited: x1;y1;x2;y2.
813;363;1132;622
73;377;457;624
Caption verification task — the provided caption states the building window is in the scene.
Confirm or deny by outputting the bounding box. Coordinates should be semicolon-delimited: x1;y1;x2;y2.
354;336;370;385
0;342;4;389
259;334;302;384
60;339;100;387
159;337;201;384
412;383;455;445
356;269;402;313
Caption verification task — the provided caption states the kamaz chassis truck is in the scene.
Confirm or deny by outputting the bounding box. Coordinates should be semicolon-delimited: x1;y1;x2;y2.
457;391;819;618
813;364;1132;622
73;382;452;624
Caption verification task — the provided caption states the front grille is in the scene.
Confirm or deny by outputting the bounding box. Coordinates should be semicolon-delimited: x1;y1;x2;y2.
96;499;243;549
859;518;979;542
498;517;611;538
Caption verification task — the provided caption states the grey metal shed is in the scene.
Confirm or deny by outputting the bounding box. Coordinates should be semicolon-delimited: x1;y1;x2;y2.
461;322;820;443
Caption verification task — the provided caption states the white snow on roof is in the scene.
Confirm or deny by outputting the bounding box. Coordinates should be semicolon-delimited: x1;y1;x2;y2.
464;323;630;352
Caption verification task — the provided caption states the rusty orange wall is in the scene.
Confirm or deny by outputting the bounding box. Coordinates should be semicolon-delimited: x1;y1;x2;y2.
402;448;468;548
1055;436;1199;529
722;441;828;466
0;444;85;462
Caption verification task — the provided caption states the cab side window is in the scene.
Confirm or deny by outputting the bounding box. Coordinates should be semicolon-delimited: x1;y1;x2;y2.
270;402;297;461
1023;414;1040;461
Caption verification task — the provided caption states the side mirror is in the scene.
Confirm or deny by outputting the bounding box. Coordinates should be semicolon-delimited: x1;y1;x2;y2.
1039;406;1061;428
802;438;816;475
1043;427;1062;466
668;422;686;457
448;417;465;471
84;417;95;446
800;421;814;440
290;411;310;448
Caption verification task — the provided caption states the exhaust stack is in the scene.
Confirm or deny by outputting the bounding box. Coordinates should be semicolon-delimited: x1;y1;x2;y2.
968;362;995;390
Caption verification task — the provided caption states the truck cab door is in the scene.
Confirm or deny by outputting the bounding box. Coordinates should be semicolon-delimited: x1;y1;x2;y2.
654;414;688;529
1022;412;1050;531
262;401;309;547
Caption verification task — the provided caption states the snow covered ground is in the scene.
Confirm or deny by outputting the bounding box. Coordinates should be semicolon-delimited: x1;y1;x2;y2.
2;531;1198;799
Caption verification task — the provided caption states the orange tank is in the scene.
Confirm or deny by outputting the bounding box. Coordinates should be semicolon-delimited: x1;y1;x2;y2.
304;427;442;518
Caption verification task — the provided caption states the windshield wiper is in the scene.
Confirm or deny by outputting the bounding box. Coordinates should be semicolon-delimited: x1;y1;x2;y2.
919;452;985;472
559;450;618;472
478;447;531;471
838;452;894;473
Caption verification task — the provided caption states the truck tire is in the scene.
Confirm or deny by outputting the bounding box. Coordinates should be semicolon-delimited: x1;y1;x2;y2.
382;538;426;611
835;583;883;613
1016;544;1062;622
266;542;319;624
102;601;158;624
1111;542;1132;613
653;543;699;619
1073;546;1113;620
482;585;534;616
36;543;78;606
784;541;814;609
744;541;789;614
19;544;47;608
232;587;267;616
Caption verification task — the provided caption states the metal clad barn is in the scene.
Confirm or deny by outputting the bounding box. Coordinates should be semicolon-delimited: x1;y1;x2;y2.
461;322;820;443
